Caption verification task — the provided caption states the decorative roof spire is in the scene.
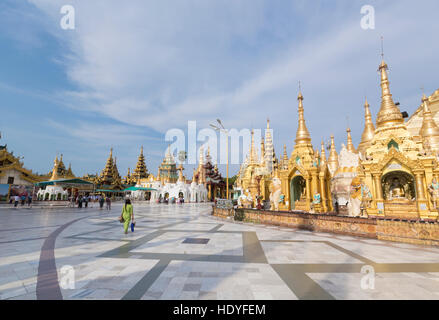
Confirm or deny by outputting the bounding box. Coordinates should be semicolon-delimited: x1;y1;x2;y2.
66;163;74;178
264;118;274;173
50;155;60;181
250;129;258;164
320;139;327;168
420;94;439;154
295;88;311;145
260;136;266;166
376;51;404;128
100;148;115;185
178;164;184;182
134;145;148;181
282;144;288;169
327;135;339;175
358;97;375;155
346;128;357;153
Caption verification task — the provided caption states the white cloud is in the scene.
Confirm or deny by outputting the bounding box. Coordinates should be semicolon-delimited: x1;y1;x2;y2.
22;0;439;172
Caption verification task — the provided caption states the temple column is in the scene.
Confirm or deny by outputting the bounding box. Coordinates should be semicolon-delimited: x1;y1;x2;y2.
305;176;312;211
414;171;429;219
415;172;426;201
319;173;328;212
373;173;384;200
372;173;384;216
310;168;320;212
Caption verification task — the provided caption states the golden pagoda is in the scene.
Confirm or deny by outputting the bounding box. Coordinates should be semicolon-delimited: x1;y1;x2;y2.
236;121;273;207
419;94;439;154
48;154;75;181
356;57;438;220
133;146;148;182
98;148;123;189
112;157;122;187
99;148;115;185
327;135;339;176
158;145;178;184
357;97;375;156
278;89;332;212
346;128;357;154
123;167;134;185
406;89;439;142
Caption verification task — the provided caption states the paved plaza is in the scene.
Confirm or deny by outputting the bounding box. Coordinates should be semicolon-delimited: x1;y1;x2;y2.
1;202;439;300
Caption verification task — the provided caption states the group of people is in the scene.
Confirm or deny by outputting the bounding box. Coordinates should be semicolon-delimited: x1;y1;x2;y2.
69;194;112;210
10;194;33;208
156;195;185;204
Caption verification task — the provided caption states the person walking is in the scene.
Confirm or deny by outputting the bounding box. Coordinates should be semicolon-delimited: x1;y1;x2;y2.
84;195;88;208
106;196;111;211
78;195;83;208
14;195;19;208
120;199;134;234
27;194;32;208
99;195;105;209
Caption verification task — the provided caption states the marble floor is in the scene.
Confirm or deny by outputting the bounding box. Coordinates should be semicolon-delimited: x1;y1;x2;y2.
0;202;438;300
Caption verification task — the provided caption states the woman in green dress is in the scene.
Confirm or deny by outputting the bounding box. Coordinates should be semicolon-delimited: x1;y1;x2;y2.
122;199;134;234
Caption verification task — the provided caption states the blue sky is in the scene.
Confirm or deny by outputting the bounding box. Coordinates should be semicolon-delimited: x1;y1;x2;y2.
1;0;439;178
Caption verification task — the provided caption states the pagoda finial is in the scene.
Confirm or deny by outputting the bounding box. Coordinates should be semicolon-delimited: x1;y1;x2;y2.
327;135;339;175
295;88;311;145
320;139;327;167
358;97;376;155
346;128;357;153
376;47;404;128
250;129;257;163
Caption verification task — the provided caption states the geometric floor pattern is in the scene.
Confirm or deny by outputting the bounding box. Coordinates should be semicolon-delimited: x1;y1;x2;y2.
1;202;439;300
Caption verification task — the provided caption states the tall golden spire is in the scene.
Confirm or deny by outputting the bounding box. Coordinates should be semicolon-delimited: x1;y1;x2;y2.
250;129;258;164
260;136;266;166
100;148;115;185
420;94;439;154
264;118;274;173
358;97;375;155
295;89;312;145
134;145;148;181
346;128;356;153
376;53;404;128
320;139;327;168
282;144;288;169
50;155;60;181
327;135;339;174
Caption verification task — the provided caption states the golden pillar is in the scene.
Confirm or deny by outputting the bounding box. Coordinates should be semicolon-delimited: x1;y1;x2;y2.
305;176;312;211
373;173;384;200
414;171;429;219
372;172;384;216
319;173;328;212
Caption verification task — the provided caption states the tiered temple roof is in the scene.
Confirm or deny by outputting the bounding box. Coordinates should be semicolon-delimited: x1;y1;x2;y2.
133;146;148;182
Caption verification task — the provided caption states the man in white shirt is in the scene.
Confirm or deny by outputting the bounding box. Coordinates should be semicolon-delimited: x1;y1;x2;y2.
14;195;19;208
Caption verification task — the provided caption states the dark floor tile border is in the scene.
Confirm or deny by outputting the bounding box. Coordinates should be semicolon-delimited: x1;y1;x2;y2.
122;259;171;300
36;217;86;300
271;264;336;300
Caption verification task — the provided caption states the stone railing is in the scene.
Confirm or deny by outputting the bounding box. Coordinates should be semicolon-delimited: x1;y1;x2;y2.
212;206;439;247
